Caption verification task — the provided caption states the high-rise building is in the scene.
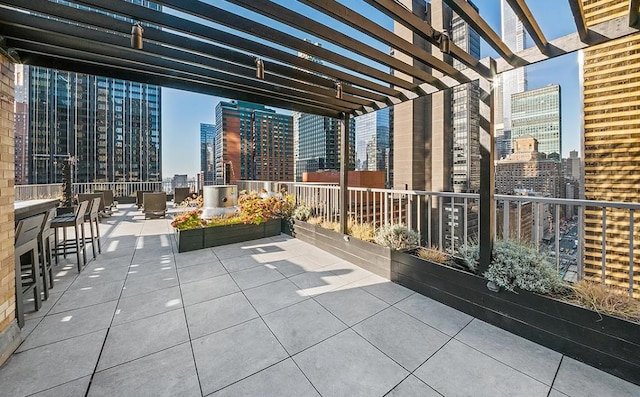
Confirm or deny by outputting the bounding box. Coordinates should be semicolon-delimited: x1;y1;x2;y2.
450;6;481;194
495;136;562;197
498;0;528;131
563;150;581;181
581;0;640;296
26;0;162;184
355;108;390;173
14;64;28;185
200;123;215;186
214;101;293;182
511;85;561;157
293;113;355;182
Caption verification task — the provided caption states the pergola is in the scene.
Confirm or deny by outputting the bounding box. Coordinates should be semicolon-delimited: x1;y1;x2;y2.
1;0;638;272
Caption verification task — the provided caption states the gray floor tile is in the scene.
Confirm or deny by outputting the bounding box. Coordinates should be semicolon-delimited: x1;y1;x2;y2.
288;270;350;296
548;390;570;397
353;307;450;371
266;255;329;278
314;287;389;326
18;301;117;352
211;359;320;397
20;317;41;340
386;375;440;397
180;274;239;307
89;343;200;397
127;256;176;278
29;376;91;397
456;319;562;385
353;274;414;305
68;264;130;289
414;339;549;397
244;278;308;315
185;292;258;339
48;280;123;314
192;318;288;395
213;243;260;260
0;330;106;397
553;357;640;397
325;260;373;283
293;329;408;397
97;309;189;371
263;299;346;355
23;292;63;320
174;248;218;268
395;293;472;336
219;254;265;273
121;270;179;298
230;264;285;290
177;260;227;284
113;286;183;325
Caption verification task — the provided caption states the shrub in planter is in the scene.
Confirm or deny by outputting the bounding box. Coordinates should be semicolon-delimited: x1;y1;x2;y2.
171;208;207;230
568;280;640;323
292;204;312;221
457;243;480;274
374;223;419;250
465;239;568;295
415;247;449;264
348;220;375;242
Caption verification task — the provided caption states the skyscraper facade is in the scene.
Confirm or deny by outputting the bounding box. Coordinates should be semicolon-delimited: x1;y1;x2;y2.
582;0;640;296
354;108;390;173
498;0;527;130
510;85;561;158
27;0;162;184
450;6;481;193
200;123;215;186
293;113;355;182
215;101;293;182
14;64;28;185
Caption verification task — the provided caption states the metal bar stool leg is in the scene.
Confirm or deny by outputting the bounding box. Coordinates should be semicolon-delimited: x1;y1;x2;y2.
74;224;83;272
94;217;102;254
14;255;25;328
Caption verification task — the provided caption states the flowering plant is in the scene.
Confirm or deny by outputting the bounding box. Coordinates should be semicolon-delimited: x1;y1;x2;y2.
171;208;207;230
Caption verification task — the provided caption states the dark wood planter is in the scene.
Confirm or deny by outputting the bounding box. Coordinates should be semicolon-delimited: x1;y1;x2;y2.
174;228;204;253
391;250;640;386
291;220;392;279
202;219;282;248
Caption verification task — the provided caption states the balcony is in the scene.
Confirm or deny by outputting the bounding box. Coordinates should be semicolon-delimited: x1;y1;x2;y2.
0;202;638;396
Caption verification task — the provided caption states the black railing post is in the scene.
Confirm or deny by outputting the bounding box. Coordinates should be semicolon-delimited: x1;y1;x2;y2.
478;58;496;275
340;112;350;235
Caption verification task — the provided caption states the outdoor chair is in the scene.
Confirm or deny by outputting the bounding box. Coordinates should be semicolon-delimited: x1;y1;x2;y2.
136;190;153;209
143;192;167;218
94;189;115;212
37;208;56;300
15;213;45;328
52;200;89;272
174;187;190;205
78;192;107;217
80;196;102;260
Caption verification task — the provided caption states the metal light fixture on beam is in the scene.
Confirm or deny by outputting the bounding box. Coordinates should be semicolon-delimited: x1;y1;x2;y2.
131;22;144;49
438;30;450;54
335;81;343;99
255;58;264;79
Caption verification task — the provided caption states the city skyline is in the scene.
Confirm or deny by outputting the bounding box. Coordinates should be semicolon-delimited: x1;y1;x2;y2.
161;0;581;178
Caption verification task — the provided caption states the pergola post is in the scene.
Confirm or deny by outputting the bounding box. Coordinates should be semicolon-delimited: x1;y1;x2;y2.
340;112;350;235
478;58;496;275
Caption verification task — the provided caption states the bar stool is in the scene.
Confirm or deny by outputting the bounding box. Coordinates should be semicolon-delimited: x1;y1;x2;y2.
15;213;45;328
52;200;89;272
37;208;56;300
82;197;102;259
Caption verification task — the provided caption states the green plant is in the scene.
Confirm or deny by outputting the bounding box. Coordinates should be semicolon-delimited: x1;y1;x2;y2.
457;242;480;273
481;240;568;294
292;204;312;221
374;223;419;250
567;280;640;323
321;220;340;232
416;247;449;264
273;194;296;218
171;208;206;230
237;193;276;225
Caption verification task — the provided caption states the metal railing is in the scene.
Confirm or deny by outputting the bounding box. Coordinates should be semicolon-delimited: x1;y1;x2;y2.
290;183;639;296
15;182;163;201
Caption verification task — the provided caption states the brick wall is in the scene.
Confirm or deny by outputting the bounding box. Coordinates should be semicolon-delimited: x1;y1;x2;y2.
0;53;15;332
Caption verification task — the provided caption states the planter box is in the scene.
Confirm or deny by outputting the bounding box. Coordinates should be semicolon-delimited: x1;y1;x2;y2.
202;219;282;248
291;220;392;279
174;228;204;253
391;250;640;386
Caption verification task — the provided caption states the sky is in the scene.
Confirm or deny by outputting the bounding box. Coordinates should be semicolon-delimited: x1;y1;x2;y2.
161;0;582;177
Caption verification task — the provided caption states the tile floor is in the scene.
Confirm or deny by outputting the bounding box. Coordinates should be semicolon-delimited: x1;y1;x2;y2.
1;204;639;396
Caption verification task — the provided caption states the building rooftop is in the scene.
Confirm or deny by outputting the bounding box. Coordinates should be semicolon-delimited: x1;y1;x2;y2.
1;204;638;396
